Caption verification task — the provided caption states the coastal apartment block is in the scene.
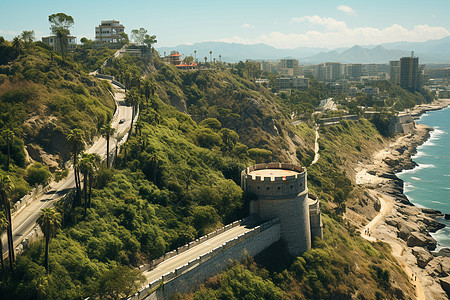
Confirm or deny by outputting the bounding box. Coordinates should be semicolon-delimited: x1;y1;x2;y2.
278;59;300;76
400;56;420;92
277;76;309;91
390;54;421;92
95;20;125;43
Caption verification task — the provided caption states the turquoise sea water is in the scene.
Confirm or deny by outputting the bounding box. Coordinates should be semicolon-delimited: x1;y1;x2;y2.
397;106;450;250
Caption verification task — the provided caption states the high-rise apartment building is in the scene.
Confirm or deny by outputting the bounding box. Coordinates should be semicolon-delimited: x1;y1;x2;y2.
95;20;125;43
318;62;341;82
343;64;362;80
400;56;420;92
278;59;300;76
389;60;400;85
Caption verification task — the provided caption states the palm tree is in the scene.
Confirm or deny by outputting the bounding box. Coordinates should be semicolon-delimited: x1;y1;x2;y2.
2;129;13;171
87;154;100;209
101;124;116;168
123;71;131;92
12;37;23;53
135;120;143;137
78;153;100;214
78;154;91;206
219;55;222;63
66;129;85;204
125;88;142;118
209;50;212;63
0;211;8;274
36;208;61;272
0;174;14;272
194;50;197;62
204;56;207;64
114;136;122;168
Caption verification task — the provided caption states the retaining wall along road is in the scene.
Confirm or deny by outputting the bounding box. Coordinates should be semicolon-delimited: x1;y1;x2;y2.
128;218;281;300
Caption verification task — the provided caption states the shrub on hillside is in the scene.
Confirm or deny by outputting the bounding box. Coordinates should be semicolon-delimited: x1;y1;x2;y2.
25;163;51;186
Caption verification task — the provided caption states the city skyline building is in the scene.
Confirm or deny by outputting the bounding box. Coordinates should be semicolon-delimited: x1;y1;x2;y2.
390;60;400;85
400;56;420;92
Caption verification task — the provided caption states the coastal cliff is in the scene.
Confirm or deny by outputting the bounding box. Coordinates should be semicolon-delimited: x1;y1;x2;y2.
353;100;450;299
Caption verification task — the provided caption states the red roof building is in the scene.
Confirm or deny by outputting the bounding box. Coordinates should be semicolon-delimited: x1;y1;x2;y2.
175;63;197;71
169;51;182;65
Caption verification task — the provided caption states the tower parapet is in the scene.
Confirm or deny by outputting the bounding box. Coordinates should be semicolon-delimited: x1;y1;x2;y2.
241;163;318;256
242;163;307;199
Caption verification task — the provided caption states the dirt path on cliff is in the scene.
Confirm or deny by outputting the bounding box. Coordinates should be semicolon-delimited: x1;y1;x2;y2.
311;125;320;165
359;180;426;299
361;190;392;242
360;190;426;299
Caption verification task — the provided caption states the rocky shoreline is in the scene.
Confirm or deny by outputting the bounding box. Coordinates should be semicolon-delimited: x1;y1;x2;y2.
356;99;450;299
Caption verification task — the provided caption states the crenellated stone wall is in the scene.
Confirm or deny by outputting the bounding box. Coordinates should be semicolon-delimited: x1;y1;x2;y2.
128;219;281;300
242;163;312;256
127;163;322;300
308;194;323;240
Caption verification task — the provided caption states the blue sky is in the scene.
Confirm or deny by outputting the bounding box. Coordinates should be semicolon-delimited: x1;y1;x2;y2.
1;0;449;49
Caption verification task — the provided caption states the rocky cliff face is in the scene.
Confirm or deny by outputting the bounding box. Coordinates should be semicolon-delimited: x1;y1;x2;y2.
354;123;449;299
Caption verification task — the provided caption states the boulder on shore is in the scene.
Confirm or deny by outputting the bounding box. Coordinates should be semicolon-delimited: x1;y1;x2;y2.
428;256;450;277
406;232;437;251
412;247;433;268
422;208;442;215
420;217;446;233
440;276;450;297
398;225;412;241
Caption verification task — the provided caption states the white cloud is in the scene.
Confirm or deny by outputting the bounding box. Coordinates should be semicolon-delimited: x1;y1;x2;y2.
337;5;355;14
241;23;256;29
0;29;18;36
218;16;449;49
292;15;347;31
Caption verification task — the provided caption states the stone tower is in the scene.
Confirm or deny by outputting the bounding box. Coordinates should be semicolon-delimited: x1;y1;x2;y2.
241;163;322;256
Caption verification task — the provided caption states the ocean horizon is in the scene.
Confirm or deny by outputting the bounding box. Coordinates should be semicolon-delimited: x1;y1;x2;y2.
397;105;450;250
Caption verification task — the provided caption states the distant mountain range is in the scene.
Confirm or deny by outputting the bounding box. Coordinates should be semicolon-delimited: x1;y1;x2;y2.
156;36;450;64
156;42;327;63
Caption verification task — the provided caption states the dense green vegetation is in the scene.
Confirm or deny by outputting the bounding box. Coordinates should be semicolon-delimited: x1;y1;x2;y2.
309;119;384;212
103;54;307;162
0;78;254;298
0;37;115;201
358;80;434;111
0;44;422;299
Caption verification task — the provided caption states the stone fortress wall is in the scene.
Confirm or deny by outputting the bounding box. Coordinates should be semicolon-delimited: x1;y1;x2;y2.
308;193;323;239
242;163;322;256
128;163;322;300
129;218;281;300
242;163;307;199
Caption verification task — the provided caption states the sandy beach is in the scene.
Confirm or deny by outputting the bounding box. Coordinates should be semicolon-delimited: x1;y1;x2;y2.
354;99;450;299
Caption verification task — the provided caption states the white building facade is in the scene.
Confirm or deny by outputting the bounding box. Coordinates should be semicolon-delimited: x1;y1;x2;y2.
41;36;77;51
95;20;125;43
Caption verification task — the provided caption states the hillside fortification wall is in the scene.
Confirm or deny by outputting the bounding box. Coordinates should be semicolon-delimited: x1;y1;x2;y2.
134;219;281;300
242;163;312;256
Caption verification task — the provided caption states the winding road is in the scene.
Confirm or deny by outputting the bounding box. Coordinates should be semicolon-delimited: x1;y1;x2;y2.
1;82;132;259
